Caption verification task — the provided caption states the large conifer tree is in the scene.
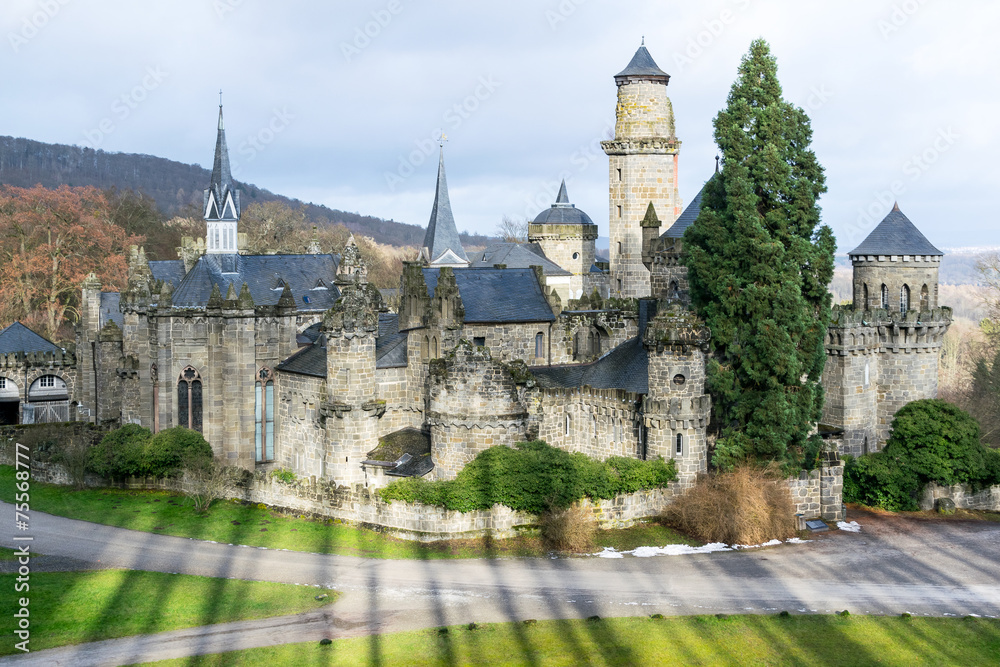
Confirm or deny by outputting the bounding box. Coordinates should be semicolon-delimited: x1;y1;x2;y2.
683;39;835;466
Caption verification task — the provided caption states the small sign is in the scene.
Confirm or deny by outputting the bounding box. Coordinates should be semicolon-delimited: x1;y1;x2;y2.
805;520;829;532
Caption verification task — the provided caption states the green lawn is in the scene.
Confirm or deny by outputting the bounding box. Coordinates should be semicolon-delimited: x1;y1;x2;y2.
0;466;696;559
0;546;35;561
137;614;1000;666
0;570;335;656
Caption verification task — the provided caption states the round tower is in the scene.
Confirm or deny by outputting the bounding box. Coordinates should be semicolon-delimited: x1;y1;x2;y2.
528;180;598;299
602;41;682;298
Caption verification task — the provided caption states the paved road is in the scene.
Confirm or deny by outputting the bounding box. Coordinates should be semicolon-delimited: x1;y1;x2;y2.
2;503;999;666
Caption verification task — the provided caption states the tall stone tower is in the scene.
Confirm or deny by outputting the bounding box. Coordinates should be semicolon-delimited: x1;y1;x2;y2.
204;104;241;254
602;41;682;298
527;180;599;300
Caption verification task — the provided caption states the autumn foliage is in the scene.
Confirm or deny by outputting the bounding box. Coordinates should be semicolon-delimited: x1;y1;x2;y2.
0;185;142;341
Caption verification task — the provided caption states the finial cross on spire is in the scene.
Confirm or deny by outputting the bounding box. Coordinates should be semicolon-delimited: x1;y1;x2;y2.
641;35;645;46
219;89;223;107
438;131;448;147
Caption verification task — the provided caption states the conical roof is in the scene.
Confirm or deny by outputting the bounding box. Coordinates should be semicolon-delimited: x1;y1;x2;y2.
204;104;240;222
615;44;669;81
532;180;595;225
848;204;943;257
422;148;469;264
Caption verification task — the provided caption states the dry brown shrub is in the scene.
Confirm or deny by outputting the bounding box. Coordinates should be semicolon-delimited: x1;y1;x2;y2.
663;465;796;545
541;504;597;552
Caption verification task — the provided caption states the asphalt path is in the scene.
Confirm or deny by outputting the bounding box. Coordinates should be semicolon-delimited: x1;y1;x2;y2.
2;502;999;666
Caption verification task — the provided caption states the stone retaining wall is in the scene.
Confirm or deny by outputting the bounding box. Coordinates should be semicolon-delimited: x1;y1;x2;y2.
920;482;1000;512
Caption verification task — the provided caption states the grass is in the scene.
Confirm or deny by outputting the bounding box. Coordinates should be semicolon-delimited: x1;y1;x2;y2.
0;466;696;559
0;546;36;561
0;570;335;656
136;614;1000;666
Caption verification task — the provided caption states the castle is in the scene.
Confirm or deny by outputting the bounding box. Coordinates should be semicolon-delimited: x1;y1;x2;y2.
0;44;949;504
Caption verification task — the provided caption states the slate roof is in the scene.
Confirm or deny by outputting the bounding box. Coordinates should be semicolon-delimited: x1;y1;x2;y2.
532;336;648;394
204;105;240;221
364;428;433;478
422;148;469;264
170;253;340;311
0;322;62;355
149;260;187;287
663;176;713;239
848;204;943;257
531;180;596;226
422;267;555;324
615;44;669;80
99;292;123;328
276;313;408;377
470;243;570;276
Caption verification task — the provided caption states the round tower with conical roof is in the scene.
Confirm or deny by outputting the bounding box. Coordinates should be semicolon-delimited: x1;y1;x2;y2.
602;42;682;298
528;180;600;299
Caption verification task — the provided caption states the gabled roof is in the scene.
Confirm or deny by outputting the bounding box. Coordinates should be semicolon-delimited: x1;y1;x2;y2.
204;105;240;222
848;204;943;257
422;147;469;265
422;267;555;324
149;260;186;287
531;179;595;226
170;253;340;311
663;175;714;239
470;243;570;276
0;322;62;355
532;336;648;394
276;313;408;377
615;44;669;81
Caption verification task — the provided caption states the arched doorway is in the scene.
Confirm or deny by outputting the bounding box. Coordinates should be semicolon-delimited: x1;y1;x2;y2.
25;375;69;424
0;377;19;425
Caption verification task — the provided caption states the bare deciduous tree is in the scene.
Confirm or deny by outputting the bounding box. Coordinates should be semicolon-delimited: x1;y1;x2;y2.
495;215;528;243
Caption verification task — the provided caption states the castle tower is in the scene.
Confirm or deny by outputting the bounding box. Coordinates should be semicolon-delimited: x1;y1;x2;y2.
602;42;682;298
420;147;469;267
204;103;241;254
527;180;599;299
322;276;384;485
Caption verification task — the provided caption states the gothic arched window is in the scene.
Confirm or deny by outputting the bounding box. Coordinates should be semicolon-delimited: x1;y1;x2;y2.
177;366;203;432
862;283;869;310
669;280;679;301
900;284;910;315
880;284;889;310
255;367;275;463
675;433;684;456
151;364;159;433
920;284;929;311
535;332;544;360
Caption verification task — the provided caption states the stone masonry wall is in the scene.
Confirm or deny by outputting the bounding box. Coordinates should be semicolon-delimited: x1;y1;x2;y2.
531;387;643;461
920;482;1000;511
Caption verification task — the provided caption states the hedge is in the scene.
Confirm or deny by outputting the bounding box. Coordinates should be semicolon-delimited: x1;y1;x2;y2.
87;425;213;480
378;440;677;514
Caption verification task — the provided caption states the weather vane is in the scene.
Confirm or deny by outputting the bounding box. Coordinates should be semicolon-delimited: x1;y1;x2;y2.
438;132;448;147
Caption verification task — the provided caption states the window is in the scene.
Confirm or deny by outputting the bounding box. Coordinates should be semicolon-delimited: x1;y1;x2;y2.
151;364;159;434
864;362;870;387
617;168;622;182
669;281;679;301
473;336;485;347
617;205;622;219
617;278;623;292
255;368;275;463
862;283;869;310
673;374;686;386
0;378;6;389
422;335;429;360
565;413;571;437
177;366;203;432
432;336;439;358
535;332;544;359
676;433;683;456
920;284;929;311
39;376;55;388
617;241;623;255
880;284;889;310
900;284;910;315
572;252;580;260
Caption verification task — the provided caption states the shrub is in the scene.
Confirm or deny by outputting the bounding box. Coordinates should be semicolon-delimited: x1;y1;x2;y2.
663;465;796;545
540;504;597;552
378;440;677;513
270;468;297;484
87;424;151;480
883;400;987;488
147;427;213;478
842;453;921;512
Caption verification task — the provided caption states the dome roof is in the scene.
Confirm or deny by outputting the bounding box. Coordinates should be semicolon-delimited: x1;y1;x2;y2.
531;180;595;226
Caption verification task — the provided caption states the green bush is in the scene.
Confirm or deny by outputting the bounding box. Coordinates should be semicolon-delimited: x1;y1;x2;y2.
146;427;213;478
378;440;677;514
87;425;212;480
843;400;1000;511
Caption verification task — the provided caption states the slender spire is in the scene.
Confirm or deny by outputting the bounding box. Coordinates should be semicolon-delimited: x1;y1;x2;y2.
204;100;240;223
421;146;468;266
555;179;569;204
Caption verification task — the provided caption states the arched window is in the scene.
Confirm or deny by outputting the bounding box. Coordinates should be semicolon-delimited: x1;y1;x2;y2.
421;335;429;360
177;366;203;432
151;364;159;434
432;336;439;358
920;284;929;311
862;283;869;310
669;281;679;301
675;433;684;456
880;284;889;310
900;284;910;315
617;241;623;254
255;368;275;463
565;413;571;437
535;332;544;360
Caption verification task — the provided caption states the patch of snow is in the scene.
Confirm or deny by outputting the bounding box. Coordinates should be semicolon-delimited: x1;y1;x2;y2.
591;535;812;559
786;537;810;544
837;521;862;533
597;547;624;558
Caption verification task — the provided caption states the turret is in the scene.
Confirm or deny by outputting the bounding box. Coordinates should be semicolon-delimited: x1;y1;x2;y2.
204;102;241;254
602;41;682;298
528;180;598;291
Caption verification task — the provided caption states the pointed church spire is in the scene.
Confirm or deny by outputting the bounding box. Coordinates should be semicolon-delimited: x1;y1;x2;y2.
555;179;569;204
204;99;240;254
421;146;469;266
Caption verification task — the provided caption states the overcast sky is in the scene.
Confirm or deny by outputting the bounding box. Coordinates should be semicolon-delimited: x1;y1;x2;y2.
2;0;996;251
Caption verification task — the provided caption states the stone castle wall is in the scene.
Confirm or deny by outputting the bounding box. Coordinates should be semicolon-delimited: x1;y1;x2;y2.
531;387;643;461
851;256;940;312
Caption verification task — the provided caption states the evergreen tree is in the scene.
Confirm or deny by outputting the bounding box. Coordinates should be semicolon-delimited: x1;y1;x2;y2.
682;39;835;466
